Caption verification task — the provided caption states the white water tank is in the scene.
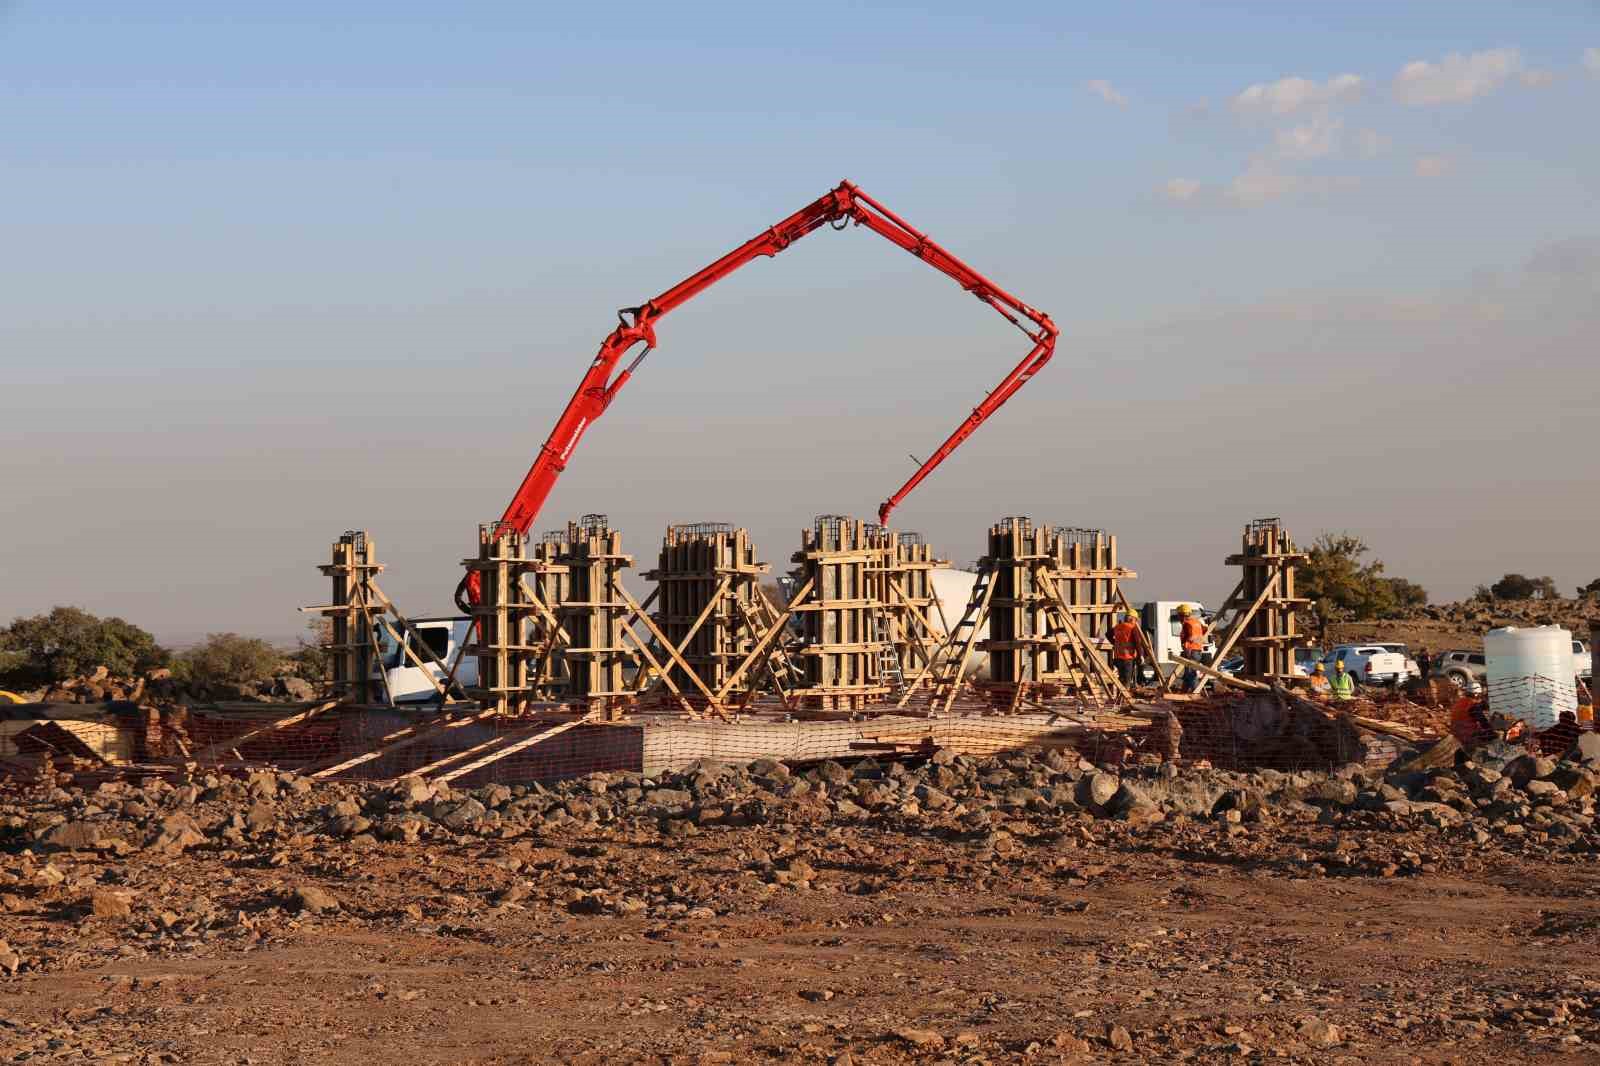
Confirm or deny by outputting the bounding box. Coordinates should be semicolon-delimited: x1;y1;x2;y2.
928;567;989;676
1483;625;1578;730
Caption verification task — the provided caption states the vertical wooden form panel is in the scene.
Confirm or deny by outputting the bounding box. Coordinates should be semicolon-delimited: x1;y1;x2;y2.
648;524;770;699
791;516;888;710
1236;518;1304;680
552;516;630;709
320;531;381;705
467;524;533;715
870;529;947;673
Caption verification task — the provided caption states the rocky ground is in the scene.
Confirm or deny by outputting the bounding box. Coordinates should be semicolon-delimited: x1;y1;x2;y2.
3;733;1599;1065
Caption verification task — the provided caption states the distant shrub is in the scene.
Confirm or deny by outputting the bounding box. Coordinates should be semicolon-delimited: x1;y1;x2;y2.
173;633;282;687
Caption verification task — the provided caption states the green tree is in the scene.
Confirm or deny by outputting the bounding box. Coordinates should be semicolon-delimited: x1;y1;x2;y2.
173;633;282;688
1382;577;1429;611
1298;533;1426;621
1578;578;1600;597
1489;573;1552;600
0;606;168;682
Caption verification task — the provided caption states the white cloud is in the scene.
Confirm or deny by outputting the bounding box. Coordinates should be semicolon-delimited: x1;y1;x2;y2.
1162;178;1201;202
1274;116;1343;160
1226;163;1357;206
1232;73;1363;116
1414;155;1454;178
1086;79;1128;107
1393;47;1521;105
1519;69;1556;88
1354;128;1390;158
1586;47;1600;76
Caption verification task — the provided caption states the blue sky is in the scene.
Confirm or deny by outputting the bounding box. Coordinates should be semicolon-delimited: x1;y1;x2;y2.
2;3;1596;640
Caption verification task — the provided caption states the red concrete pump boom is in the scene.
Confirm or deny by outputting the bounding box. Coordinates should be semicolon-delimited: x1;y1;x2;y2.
486;179;1055;568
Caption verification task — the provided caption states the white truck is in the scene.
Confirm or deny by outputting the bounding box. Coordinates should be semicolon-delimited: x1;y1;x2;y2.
1133;600;1216;683
374;616;477;703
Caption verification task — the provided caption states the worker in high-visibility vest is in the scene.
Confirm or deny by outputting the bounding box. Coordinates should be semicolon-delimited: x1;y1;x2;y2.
1177;604;1207;691
1110;610;1141;690
1308;662;1331;696
1329;659;1356;701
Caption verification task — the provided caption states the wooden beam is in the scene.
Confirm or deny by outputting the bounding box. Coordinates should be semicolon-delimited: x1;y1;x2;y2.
1170;655;1270;692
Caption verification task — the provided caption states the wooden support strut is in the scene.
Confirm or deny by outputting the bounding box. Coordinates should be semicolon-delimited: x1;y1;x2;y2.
1190;567;1283;697
714;577;815;703
610;577;722;707
1035;567;1131;702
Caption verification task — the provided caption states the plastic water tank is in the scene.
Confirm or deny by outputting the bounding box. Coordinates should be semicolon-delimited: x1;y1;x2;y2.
928;567;989;676
1483;625;1578;730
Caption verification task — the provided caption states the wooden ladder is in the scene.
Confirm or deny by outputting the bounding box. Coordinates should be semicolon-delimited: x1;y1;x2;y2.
898;564;997;714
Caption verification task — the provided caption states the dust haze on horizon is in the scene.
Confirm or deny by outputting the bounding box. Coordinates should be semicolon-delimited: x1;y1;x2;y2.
1;4;1596;646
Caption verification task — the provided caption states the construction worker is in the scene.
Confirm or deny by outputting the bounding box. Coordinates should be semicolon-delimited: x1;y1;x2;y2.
1110;610;1141;690
1177;604;1207;691
1308;662;1331;696
1329;659;1356;701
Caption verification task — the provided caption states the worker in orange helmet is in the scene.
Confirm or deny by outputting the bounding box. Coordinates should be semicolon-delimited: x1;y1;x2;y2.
1110;610;1141;690
1177;604;1207;691
1308;662;1331;696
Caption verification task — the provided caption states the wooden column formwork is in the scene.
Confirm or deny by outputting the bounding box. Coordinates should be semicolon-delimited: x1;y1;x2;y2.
980;518;1136;700
463;515;632;714
1185;518;1311;695
646;523;772;701
897;517;1133;713
790;516;889;710
318;531;382;705
1230;518;1308;680
866;527;949;681
545;515;632;710
464;525;543;715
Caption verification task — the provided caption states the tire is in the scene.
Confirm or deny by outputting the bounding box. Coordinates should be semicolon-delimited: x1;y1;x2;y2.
1445;670;1470;689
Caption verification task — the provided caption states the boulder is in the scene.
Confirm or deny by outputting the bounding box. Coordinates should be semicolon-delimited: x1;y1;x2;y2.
90;890;133;919
41;820;108;851
1075;772;1120;812
290;885;341;915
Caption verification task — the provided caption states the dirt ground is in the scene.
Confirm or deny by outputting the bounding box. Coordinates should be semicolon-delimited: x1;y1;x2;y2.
1324;621;1489;657
5;791;1599;1065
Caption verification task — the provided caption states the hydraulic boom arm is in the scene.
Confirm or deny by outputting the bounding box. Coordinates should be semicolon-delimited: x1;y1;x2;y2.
498;179;1056;536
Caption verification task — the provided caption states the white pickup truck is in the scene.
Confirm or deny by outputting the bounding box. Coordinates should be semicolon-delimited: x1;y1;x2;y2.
1573;638;1592;681
1322;644;1410;687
